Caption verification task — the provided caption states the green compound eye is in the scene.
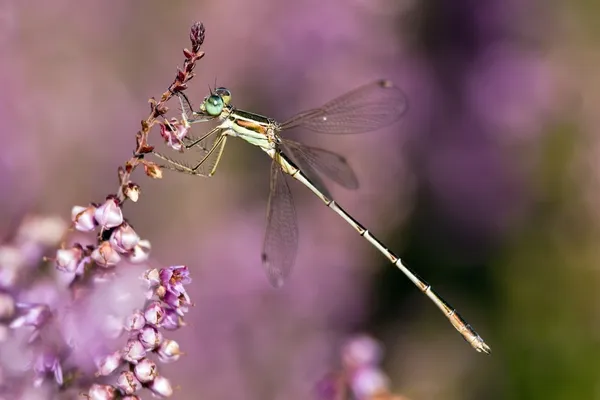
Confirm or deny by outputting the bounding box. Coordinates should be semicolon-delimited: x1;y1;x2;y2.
215;88;232;105
204;94;224;116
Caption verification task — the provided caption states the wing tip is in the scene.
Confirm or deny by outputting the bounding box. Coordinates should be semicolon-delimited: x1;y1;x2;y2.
262;253;287;289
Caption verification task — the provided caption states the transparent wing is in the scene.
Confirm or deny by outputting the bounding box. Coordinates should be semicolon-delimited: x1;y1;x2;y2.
280;80;408;134
281;139;359;194
261;159;298;288
280;140;332;200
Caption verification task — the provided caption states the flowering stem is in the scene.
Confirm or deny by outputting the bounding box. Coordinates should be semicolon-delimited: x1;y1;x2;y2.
116;21;206;204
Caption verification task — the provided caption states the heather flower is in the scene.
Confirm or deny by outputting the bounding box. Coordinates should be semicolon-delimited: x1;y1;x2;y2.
143;301;165;326
159;265;191;296
10;303;52;331
129;240;151;264
124;309;146;331
148;375;173;397
116;370;142;395
109;223;140;253
86;384;117;400
350;367;391;400
123;182;141;203
94;197;124;229
142;160;163;179
159;119;190;151
54;245;86;274
71;205;97;232
316;334;405;400
342;334;383;369
138;325;163;350
90;241;121;267
95;350;122;376
32;350;63;387
157;339;182;363
159;307;185;331
0;21;206;399
133;358;158;383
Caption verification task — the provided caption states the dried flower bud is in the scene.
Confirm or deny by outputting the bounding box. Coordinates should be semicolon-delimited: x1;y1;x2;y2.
158;339;182;363
94;198;123;229
183;48;194;60
71;205;97;232
55;245;85;273
122;339;147;364
124;310;146;331
109;223;140;253
116;370;142;395
95;350;123;376
134;358;157;383
123;182;141;202
139;325;163;350
190;21;205;50
176;67;186;83
143;161;163;179
91;241;121;267
144;301;165;326
129;239;151;263
149;375;173;397
87;384;118;400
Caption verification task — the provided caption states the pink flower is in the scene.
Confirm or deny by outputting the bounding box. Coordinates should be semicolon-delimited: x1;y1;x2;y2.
159;119;189;151
109;223;140;253
71;205;97;232
94;198;123;229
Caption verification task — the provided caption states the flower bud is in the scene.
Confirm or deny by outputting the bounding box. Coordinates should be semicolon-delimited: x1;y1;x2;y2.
123;182;141;203
139;325;163;350
110;223;140;253
71;205;97;232
134;358;157;383
158;339;182;363
87;384;118;400
124;309;146;331
55;245;84;273
91;241;121;267
94;198;123;229
143;161;163;179
122;339;146;364
95;350;123;376
144;301;165;326
149;375;173;397
116;371;142;395
129;239;151;263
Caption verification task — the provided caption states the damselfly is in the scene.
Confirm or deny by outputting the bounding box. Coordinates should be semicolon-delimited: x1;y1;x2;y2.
154;80;491;354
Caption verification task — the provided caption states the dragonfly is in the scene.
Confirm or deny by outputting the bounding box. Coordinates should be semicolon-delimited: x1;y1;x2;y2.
153;80;491;354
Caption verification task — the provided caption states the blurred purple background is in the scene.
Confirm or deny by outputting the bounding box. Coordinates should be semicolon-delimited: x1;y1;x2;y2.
1;0;597;399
